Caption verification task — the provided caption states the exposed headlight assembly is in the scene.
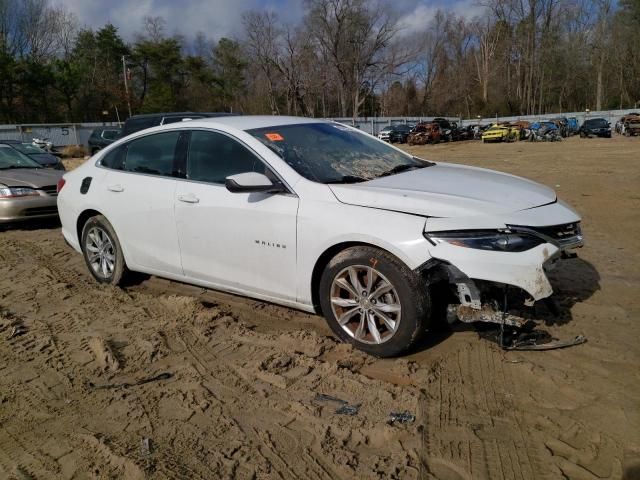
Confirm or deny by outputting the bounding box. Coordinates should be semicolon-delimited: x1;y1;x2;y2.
0;186;40;198
425;230;544;252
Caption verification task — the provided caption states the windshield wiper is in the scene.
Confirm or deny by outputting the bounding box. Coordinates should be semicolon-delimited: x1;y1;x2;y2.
326;175;368;184
378;164;423;178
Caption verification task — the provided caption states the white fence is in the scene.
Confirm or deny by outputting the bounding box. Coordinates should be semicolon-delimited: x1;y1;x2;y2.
0;107;637;146
0;122;120;148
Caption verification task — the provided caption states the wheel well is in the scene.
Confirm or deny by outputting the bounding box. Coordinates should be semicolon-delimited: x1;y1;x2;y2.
310;241;395;315
76;209;102;244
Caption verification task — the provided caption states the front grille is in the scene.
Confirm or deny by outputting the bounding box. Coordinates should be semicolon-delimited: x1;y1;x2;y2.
23;206;58;217
511;222;583;249
39;185;58;196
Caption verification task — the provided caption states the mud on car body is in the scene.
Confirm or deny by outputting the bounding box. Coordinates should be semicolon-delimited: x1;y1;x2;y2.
57;116;583;357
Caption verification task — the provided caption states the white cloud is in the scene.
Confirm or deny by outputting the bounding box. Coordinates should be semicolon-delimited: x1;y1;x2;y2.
398;0;488;35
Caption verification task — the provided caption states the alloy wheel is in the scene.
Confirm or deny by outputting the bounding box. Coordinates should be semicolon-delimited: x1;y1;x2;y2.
330;265;401;344
85;226;116;279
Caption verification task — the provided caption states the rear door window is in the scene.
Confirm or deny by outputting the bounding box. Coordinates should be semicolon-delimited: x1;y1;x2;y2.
100;146;125;169
186;130;267;184
123;132;181;177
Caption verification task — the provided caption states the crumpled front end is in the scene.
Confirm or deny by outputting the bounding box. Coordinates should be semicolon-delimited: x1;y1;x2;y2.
427;241;560;301
421;202;583;326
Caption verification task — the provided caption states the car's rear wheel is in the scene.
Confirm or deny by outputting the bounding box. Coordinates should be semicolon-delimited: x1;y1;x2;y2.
319;246;429;357
81;215;127;285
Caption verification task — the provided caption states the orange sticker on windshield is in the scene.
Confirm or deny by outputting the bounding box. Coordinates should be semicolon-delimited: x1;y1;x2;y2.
265;132;284;141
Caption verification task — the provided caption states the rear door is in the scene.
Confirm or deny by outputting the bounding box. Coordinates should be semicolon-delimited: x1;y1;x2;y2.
99;131;184;275
174;129;299;301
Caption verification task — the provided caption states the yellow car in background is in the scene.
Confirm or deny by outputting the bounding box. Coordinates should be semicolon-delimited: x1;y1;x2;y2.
481;124;519;143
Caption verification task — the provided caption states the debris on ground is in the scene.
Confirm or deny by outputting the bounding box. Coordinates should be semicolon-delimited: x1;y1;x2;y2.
388;411;416;425
479;325;587;351
314;393;362;416
140;437;153;456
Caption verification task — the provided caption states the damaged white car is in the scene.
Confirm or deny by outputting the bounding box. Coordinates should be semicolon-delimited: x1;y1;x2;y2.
57;116;583;357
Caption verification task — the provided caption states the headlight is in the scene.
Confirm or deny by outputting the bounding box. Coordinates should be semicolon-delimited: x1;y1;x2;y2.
425;230;544;252
0;187;40;198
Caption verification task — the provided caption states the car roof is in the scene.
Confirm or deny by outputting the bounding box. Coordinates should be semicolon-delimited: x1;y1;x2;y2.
127;112;235;120
184;115;328;131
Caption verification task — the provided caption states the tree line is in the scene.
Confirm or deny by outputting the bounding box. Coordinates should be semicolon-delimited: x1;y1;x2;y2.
0;0;639;124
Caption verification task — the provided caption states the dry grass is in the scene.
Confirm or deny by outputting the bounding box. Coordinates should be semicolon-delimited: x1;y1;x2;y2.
60;144;88;158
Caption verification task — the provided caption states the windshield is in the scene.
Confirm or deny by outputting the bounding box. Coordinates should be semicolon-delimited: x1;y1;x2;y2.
0;145;42;169
248;122;432;183
14;143;44;154
586;119;608;127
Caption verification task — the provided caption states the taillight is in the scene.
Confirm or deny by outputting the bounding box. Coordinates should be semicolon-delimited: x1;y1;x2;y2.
57;178;66;193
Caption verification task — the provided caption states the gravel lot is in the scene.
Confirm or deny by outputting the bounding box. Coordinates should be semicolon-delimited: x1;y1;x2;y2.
0;136;638;479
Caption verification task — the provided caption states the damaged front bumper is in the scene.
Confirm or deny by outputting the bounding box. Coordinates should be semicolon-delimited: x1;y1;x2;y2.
428;241;561;301
421;220;584;327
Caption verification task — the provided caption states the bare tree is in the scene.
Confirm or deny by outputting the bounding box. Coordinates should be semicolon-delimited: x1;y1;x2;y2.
305;0;403;118
242;11;282;115
472;15;501;104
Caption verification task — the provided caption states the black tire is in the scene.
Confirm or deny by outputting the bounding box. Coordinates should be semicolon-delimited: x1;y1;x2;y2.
319;246;430;357
81;214;127;285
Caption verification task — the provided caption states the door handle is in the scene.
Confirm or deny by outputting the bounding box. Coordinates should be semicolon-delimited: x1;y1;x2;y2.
107;184;124;192
178;193;199;204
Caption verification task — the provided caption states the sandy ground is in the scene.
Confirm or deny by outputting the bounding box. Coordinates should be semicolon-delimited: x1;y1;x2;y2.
0;136;639;479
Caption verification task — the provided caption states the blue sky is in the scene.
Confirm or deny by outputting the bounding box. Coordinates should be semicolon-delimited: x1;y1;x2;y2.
52;0;484;41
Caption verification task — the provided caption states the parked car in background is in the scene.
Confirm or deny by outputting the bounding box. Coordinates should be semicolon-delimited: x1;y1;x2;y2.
567;117;579;135
481;124;519;143
508;121;532;140
121;112;236;137
88;127;122;154
0;140;64;170
407;122;441;145
0;144;63;223
388;124;412;144
550;118;569;137
621;113;640;136
530;121;562;142
432;118;454;141
579;118;611;138
378;125;393;142
57;115;583;357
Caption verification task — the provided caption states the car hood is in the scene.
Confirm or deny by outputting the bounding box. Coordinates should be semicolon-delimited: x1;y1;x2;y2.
328;162;557;218
29;153;59;166
0;168;63;188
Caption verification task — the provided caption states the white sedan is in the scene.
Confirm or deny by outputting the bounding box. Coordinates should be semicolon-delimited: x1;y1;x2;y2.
57;116;583;357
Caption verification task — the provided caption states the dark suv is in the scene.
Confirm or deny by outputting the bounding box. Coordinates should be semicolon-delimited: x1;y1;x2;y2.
121;112;236;138
389;124;412;143
88;127;122;154
579;118;612;138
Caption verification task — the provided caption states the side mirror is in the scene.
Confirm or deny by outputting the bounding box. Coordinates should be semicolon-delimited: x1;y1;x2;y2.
225;172;285;194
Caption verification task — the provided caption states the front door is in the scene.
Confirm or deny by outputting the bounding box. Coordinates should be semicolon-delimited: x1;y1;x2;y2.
175;130;299;301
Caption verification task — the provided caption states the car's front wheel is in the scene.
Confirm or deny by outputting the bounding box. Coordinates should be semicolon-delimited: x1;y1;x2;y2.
319;246;429;357
81;215;127;285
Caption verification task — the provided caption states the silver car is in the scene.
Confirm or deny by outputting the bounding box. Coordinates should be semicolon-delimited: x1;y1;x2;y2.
0;144;63;223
